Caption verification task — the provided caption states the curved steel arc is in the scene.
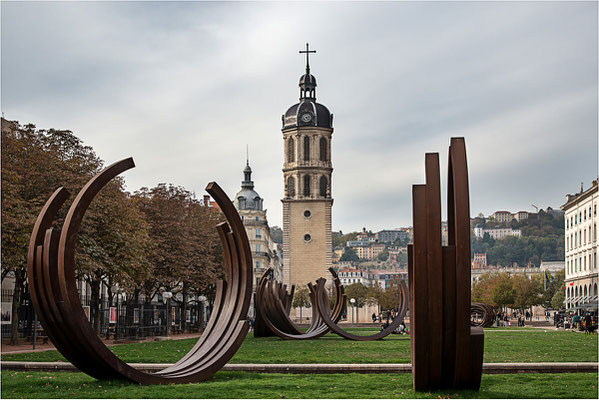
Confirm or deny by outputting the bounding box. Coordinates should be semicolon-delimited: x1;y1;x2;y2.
27;157;252;384
315;278;409;341
254;268;345;340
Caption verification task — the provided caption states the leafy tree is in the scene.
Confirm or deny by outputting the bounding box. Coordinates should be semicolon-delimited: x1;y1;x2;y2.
133;184;223;332
1;119;105;343
292;285;311;321
377;250;389;262
512;274;542;311
340;247;359;262
344;283;369;308
551;288;565;310
332;231;358;248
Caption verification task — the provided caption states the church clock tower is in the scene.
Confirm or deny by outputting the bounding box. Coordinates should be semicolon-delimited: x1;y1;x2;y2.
281;44;333;288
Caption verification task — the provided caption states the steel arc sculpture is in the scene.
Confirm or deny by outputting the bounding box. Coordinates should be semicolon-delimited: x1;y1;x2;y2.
471;303;495;328
408;137;484;391
254;267;346;340
27;157;253;384
314;278;408;341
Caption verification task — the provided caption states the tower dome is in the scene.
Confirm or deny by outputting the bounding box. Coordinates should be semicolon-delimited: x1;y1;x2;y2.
234;161;263;211
282;43;333;130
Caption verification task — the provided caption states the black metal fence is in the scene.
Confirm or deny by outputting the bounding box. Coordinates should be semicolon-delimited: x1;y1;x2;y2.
2;294;210;341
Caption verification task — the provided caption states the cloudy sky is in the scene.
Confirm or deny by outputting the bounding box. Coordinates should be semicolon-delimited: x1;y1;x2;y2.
2;1;597;232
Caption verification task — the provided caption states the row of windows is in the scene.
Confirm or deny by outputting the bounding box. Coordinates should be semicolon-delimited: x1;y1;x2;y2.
566;224;597;251
567;250;598;275
566;283;598;299
566;204;597;229
286;175;329;197
287;136;328;163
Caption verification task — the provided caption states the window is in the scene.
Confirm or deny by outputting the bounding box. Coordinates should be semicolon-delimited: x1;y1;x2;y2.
303;209;311;218
255;229;261;238
304;233;312;242
303;175;311;196
255;216;259;222
304;136;310;161
256;244;261;253
319;176;328;197
287;176;295;197
287;138;295;162
256;261;261;269
319;137;327;161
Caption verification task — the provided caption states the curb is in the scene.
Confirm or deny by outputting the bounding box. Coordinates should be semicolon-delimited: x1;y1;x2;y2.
1;361;597;374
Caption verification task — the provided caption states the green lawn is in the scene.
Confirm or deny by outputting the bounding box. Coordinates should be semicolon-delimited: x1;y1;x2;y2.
1;371;597;398
2;328;597;364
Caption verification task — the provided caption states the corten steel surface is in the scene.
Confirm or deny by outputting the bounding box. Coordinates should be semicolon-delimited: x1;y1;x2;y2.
254;267;346;340
408;138;484;391
315;277;408;341
471;303;495;328
27;158;253;384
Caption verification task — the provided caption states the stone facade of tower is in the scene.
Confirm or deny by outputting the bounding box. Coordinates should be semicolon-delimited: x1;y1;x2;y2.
281;51;333;288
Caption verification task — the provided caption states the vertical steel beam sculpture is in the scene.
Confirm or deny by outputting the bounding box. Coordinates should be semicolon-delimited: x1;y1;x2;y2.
408;138;484;390
27;158;253;384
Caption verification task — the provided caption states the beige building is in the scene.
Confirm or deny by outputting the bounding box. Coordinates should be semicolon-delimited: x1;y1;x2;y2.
234;162;282;313
281;48;333;288
562;179;598;309
490;211;513;223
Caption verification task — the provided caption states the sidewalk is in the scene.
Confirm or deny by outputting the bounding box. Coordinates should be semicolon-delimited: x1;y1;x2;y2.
1;332;203;355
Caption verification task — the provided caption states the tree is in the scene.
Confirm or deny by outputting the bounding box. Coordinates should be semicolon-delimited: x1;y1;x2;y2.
512;274;542;311
377;250;389;262
340;247;359;262
292;285;311;321
551;288;565;310
1;119;105;343
134;184;223;333
472;271;514;310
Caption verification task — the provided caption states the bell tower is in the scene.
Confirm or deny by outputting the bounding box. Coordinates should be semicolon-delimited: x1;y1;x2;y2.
281;43;333;288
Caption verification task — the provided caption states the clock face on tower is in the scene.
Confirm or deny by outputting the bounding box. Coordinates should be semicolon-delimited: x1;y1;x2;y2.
300;113;312;123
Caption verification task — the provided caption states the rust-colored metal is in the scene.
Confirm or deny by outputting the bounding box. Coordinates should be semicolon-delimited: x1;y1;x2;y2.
254;267;346;340
471;303;495;328
408;138;484;391
26;158;253;384
314;276;408;341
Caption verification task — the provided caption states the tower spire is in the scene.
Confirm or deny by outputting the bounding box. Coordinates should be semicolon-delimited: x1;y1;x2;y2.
299;43;316;75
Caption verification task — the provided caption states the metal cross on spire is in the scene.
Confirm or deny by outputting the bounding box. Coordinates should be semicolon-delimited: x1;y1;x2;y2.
299;43;316;74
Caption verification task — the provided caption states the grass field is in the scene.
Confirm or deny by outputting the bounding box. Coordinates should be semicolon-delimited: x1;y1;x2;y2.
1;371;597;399
2;328;597;364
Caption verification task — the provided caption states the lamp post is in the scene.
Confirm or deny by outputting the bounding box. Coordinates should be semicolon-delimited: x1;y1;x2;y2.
111;285;123;339
162;291;173;337
198;295;207;330
350;298;356;324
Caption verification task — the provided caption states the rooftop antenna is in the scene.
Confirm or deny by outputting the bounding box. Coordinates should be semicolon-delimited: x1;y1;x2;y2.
246;145;249;166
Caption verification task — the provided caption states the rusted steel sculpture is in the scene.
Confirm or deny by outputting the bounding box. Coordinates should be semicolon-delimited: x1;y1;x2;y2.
27;158;252;384
471;303;495;328
254;267;346;340
408;138;484;391
314;277;408;341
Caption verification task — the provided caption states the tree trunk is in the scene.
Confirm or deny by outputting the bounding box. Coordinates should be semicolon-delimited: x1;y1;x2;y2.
90;278;101;335
10;269;25;345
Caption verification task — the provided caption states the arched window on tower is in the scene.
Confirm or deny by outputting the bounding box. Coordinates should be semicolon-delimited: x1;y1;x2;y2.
304;136;310;161
287;176;295;197
303;175;311;196
320;137;327;161
320;176;327;197
288;138;295;162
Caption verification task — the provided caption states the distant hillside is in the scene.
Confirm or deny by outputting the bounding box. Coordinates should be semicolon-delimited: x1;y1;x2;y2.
471;210;564;266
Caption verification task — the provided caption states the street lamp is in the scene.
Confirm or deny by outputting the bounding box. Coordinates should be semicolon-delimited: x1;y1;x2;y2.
111;285;123;339
350;298;356;324
162;291;173;337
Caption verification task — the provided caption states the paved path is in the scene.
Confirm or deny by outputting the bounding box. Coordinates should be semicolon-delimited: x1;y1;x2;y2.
1;361;596;374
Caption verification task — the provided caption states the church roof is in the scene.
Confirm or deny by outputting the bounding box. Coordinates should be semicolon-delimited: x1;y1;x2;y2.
234;162;264;211
282;43;333;130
